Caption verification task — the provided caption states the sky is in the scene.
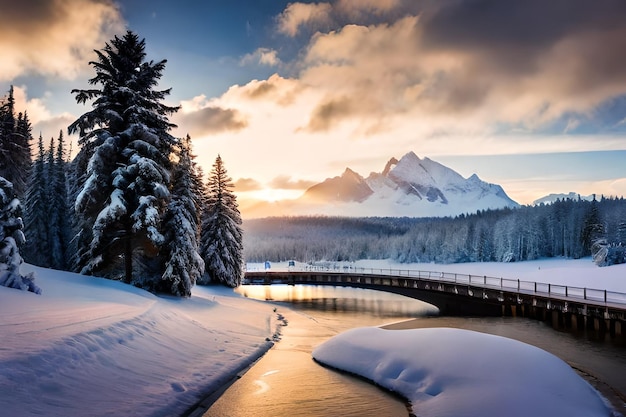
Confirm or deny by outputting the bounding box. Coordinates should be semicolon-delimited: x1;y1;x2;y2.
2;0;626;213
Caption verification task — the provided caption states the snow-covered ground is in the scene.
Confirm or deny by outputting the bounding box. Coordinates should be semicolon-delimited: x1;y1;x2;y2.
0;264;280;417
1;258;625;416
312;327;612;417
352;257;626;293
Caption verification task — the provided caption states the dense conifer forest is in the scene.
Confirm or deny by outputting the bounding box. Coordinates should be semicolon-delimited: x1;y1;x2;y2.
0;31;244;295
243;196;626;267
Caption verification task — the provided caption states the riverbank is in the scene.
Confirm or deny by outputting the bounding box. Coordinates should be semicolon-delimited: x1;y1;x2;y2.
183;341;274;417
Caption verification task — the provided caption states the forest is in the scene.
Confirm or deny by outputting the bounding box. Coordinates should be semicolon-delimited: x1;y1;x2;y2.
0;31;244;296
243;196;626;267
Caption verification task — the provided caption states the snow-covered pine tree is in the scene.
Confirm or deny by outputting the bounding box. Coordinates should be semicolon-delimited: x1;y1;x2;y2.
68;31;179;290
160;136;204;296
48;131;70;270
23;134;52;267
66;129;103;273
582;197;604;255
0;88;16;183
0;87;32;200
199;155;244;287
0;176;40;294
618;221;626;246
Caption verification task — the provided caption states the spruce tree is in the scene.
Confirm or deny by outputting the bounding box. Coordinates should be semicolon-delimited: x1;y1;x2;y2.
69;31;179;290
199;155;244;287
160;136;204;296
48;131;70;270
0;87;16;177
581;197;604;255
0;88;32;200
0;176;40;293
23;134;51;267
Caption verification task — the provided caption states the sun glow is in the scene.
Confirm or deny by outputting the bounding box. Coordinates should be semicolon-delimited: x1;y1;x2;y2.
245;188;303;202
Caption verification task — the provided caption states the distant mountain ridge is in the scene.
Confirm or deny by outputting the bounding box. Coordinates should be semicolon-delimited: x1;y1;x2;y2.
242;152;520;218
533;192;595;206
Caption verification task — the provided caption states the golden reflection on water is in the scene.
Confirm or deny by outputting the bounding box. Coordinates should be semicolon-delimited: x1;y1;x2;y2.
206;285;436;417
235;284;438;318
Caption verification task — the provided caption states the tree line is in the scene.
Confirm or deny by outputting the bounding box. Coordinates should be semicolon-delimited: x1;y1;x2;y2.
244;196;626;267
0;31;244;296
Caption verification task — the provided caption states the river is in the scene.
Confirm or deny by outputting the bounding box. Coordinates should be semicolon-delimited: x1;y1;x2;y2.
203;284;626;417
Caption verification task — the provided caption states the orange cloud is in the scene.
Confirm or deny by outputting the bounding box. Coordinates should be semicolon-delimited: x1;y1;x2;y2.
234;178;263;192
269;175;316;190
0;0;124;81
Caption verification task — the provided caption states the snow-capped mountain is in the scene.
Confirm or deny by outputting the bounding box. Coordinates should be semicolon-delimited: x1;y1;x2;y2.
243;152;519;218
533;192;595;206
297;151;518;217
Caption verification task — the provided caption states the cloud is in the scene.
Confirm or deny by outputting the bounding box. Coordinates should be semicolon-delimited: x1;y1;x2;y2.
177;107;248;135
240;48;282;67
336;0;402;18
284;1;626;134
12;86;51;124
0;0;125;81
269;175;316;190
175;95;248;136
304;96;355;132
11;85;76;141
229;74;304;106
234;178;263;192
414;0;626;121
277;2;332;36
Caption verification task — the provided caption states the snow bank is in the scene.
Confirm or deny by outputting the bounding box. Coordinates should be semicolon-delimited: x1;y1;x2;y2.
312;327;611;417
0;264;280;417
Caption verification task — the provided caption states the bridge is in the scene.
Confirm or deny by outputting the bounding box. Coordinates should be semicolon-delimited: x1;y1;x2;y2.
243;266;626;340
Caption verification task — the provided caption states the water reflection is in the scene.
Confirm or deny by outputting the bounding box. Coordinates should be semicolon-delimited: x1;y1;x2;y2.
235;284;439;318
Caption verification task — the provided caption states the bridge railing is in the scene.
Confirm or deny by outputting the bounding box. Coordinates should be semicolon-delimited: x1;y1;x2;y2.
250;264;626;306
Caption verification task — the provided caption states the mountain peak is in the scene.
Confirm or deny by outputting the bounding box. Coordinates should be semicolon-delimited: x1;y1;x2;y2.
382;157;398;176
278;151;520;218
342;167;360;178
303;167;373;203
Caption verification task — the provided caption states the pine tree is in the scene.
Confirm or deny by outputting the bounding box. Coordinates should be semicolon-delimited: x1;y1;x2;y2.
0;88;32;200
69;31;179;289
581;197;604;255
200;155;244;287
0;87;16;176
618;221;626;246
23;134;51;267
48;131;70;270
0;176;40;293
160;136;204;296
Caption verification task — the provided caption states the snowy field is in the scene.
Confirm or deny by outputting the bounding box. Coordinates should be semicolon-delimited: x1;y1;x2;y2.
1;257;625;416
